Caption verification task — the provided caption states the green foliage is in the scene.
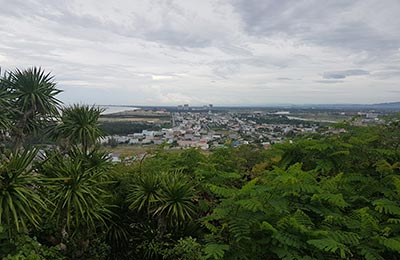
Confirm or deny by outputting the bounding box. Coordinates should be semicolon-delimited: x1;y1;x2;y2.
163;236;205;260
0;69;13;132
0;233;64;260
308;238;351;258
3;120;400;259
128;171;196;226
199;125;400;259
203;243;229;260
155;173;196;223
41;149;112;235
99;121;169;136
7;68;61;118
0;150;47;235
54;104;104;152
0;67;62;149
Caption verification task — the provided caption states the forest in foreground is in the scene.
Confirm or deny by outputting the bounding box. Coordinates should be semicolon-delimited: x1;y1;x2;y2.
1;68;400;259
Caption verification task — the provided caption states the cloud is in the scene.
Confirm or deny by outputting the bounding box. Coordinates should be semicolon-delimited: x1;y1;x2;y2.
322;69;370;79
0;0;399;105
151;75;176;81
0;53;8;62
231;0;400;52
58;80;93;86
159;92;199;104
372;69;400;79
315;80;345;84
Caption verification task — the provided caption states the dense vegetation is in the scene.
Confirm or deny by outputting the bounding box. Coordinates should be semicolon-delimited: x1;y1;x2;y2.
99;121;171;136
243;114;321;126
1;68;400;259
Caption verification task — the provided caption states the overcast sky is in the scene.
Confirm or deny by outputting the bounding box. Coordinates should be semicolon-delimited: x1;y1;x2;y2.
0;0;399;105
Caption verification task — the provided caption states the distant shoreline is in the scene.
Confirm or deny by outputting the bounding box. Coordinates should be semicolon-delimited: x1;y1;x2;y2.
98;105;139;115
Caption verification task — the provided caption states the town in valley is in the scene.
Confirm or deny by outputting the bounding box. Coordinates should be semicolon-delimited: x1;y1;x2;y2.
99;103;398;161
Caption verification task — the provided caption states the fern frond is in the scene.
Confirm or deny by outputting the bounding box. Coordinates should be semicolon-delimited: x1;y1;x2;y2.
375;159;394;175
207;184;236;198
392;176;400;194
342;173;370;184
204;243;229;260
235;199;263;212
373;199;400;215
387;218;400;224
359;247;385;260
323;214;347;227
260;221;277;233
229;220;252;242
329;230;360;245
293;209;314;227
240;178;259;193
203;221;219;233
311;193;348;208
377;236;400;253
273;231;304;249
353;208;380;235
307;238;351;258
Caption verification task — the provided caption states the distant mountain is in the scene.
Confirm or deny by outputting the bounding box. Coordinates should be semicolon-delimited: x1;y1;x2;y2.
281;102;400;111
370;102;400;110
375;102;400;105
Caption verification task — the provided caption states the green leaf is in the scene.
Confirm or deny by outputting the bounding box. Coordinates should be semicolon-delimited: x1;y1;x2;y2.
204;243;229;260
307;238;350;258
373;199;400;215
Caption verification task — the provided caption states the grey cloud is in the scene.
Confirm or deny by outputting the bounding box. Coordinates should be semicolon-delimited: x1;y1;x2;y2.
0;0;38;17
372;70;400;79
219;45;253;56
231;0;400;54
323;70;369;79
1;0;400;105
0;1;123;43
231;0;354;36
315;80;345;84
0;0;211;48
324;74;346;79
212;61;241;79
144;29;212;48
383;66;400;70
311;22;396;53
211;56;290;79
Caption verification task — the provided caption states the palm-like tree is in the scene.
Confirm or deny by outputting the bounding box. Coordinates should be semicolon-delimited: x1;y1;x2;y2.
0;69;13;134
11;68;61;118
0;89;11;137
2;67;62;149
55;104;104;153
156;173;196;225
42;150;112;236
128;172;161;216
0;149;47;236
128;172;196;227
